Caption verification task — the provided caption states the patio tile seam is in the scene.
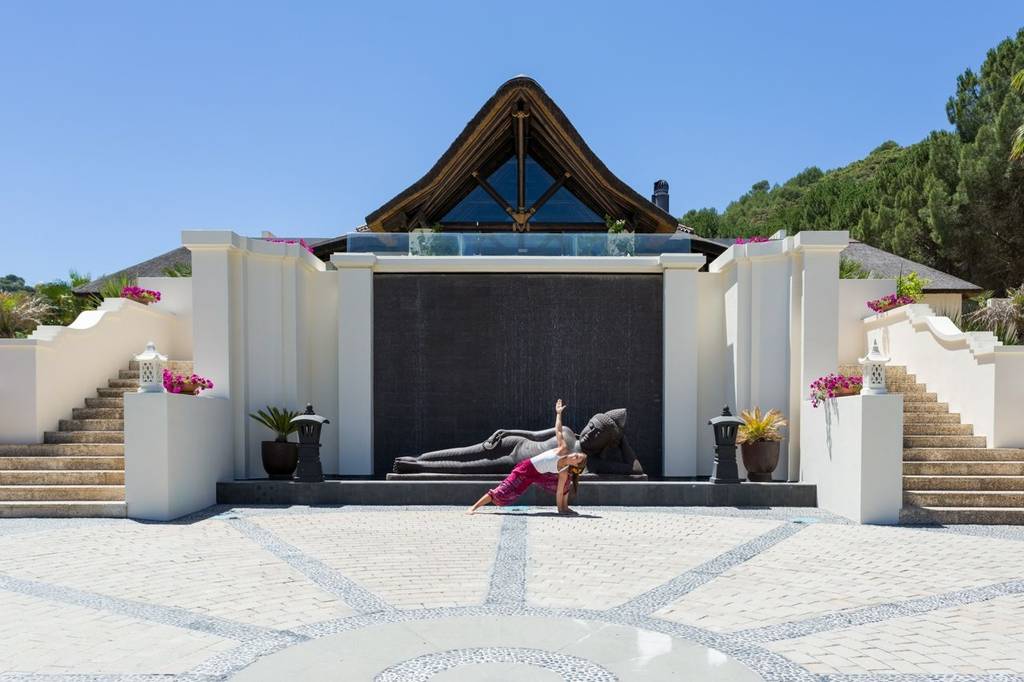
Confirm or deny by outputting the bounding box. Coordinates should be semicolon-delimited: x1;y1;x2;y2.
224;516;395;615
820;674;1024;682
734;578;1024;643
0;572;299;647
606;521;806;619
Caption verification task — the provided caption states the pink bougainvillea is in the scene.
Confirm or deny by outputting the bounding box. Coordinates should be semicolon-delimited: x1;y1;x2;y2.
735;236;770;245
121;286;161;304
809;373;863;408
162;369;214;395
264;238;315;255
866;294;915;314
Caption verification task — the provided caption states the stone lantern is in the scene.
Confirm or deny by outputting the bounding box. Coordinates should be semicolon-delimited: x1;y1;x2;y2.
859;339;890;395
291;403;329;483
134;342;167;393
709;405;744;484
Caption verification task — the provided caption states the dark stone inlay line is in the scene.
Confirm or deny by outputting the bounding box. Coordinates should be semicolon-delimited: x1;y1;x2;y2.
819;671;1024;675
0;573;298;646
485;513;528;606
226;516;394;615
0;674;219;682
375;646;618;682
608;521;806;619
736;578;1024;643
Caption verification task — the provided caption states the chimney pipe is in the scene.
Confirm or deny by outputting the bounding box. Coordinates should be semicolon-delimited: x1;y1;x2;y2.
652;179;669;213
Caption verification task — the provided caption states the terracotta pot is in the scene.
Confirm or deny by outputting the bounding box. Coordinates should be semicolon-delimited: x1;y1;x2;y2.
741;440;780;482
833;385;862;398
261;441;298;479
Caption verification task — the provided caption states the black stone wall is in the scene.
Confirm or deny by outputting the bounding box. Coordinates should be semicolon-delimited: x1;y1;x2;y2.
373;274;664;476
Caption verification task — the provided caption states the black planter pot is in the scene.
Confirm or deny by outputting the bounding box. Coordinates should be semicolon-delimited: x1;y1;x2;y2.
261;441;298;479
740;440;780;482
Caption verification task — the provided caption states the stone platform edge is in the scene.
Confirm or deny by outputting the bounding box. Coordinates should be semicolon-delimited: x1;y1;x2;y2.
217;480;817;507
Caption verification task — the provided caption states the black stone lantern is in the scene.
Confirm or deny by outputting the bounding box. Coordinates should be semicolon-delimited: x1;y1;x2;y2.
709;405;744;484
291;403;329;483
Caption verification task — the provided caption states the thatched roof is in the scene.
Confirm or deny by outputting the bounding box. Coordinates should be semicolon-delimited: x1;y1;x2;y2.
841;241;981;293
364;76;678;233
74;247;192;294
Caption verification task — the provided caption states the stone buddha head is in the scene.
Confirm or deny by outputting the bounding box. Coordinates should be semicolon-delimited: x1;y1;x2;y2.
577;408;627;455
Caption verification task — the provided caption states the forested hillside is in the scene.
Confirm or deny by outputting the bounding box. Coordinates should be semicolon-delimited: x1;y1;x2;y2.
681;28;1024;292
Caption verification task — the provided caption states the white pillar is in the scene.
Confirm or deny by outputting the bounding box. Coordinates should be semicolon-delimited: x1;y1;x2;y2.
792;231;848;480
661;254;706;476
332;253;376;475
183;231;248;478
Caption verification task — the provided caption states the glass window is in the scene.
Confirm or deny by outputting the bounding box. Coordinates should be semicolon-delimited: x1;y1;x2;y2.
441;156;603;224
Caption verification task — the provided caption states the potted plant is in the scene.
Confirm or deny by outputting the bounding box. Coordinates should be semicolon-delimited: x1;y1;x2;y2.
737;408;788;482
409;225;460;256
250;406;300;479
162;369;214;395
808;373;863;407
121;286;161;305
866;271;929;313
605;216;635;256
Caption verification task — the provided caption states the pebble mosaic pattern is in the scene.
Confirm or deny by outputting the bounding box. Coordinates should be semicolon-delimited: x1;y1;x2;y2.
0;506;1022;681
374;647;618;681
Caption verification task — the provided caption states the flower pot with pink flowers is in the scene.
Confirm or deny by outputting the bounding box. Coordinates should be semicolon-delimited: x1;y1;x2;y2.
809;373;863;407
121;286;161;305
162;369;214;396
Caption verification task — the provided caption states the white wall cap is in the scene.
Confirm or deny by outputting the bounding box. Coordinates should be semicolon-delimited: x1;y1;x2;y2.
330;253;378;268
367;256;666;273
792;230;849;251
659;253;707;269
181;230;244;249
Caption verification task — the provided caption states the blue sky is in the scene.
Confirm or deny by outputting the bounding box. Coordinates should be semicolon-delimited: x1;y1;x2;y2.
1;1;1021;284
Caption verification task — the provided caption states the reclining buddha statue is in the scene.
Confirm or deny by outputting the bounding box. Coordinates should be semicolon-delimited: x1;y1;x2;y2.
392;408;643;476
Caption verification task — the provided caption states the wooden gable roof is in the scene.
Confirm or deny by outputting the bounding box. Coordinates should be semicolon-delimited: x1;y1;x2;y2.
365;77;678;233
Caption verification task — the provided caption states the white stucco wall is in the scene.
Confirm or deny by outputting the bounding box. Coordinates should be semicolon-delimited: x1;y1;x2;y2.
800;394;904;524
124;392;232;521
139;276;193;358
921;293;963;318
0;299;188;443
838;279;896;365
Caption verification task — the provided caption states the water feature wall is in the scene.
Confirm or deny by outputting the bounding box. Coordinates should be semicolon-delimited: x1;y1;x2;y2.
373;273;664;476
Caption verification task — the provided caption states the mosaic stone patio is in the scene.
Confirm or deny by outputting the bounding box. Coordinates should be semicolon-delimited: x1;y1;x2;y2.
0;506;1023;681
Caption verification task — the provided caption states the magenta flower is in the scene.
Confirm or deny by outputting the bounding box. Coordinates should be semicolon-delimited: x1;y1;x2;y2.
809;373;863;407
867;294;915;313
735;235;770;245
264;237;315;255
121;286;161;304
162;368;214;395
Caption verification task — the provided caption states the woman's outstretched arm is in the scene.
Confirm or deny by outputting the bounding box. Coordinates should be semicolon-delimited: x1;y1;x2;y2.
554;399;567;450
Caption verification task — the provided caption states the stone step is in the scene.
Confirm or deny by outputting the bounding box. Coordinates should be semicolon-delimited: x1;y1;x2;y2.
904;435;986;448
900;505;1024;525
890;382;926;394
44;431;123;444
97;387;134;398
0;456;124;471
904;402;950;414
904;490;1024;508
129;359;139;370
72;407;123;420
838;365;907;378
0;501;126;518
0;470;124;485
903;423;974;436
107;379;139;389
118;369;140;380
902;392;939;403
903;475;1024;491
904;447;1024;462
903;412;961;425
0;443;123;456
58;419;124;432
0;485;125;502
904;460;1024;476
85;397;124;408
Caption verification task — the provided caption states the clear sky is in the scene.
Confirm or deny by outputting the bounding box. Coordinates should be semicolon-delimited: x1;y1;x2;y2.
1;1;1021;284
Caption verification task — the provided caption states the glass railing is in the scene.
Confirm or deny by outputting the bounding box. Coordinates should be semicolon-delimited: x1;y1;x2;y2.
345;232;690;256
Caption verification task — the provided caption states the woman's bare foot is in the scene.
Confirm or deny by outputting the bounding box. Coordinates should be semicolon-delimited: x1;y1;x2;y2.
466;508;477;515
559;507;578;516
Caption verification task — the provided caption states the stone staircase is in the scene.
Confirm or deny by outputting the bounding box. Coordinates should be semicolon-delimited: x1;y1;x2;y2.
841;364;1024;525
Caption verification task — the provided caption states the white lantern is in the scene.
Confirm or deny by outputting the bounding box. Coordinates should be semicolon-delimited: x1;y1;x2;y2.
858;339;890;395
134;341;167;393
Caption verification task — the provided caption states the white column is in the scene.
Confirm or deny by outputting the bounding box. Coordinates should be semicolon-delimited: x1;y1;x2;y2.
183;231;248;478
661;254;705;476
332;253;376;475
792;231;848;480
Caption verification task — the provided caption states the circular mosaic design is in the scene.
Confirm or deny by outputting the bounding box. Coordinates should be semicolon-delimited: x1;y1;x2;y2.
374;646;619;681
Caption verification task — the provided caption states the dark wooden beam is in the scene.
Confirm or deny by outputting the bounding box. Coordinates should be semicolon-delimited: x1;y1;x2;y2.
528;171;571;217
513;101;529;213
472;171;515;219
